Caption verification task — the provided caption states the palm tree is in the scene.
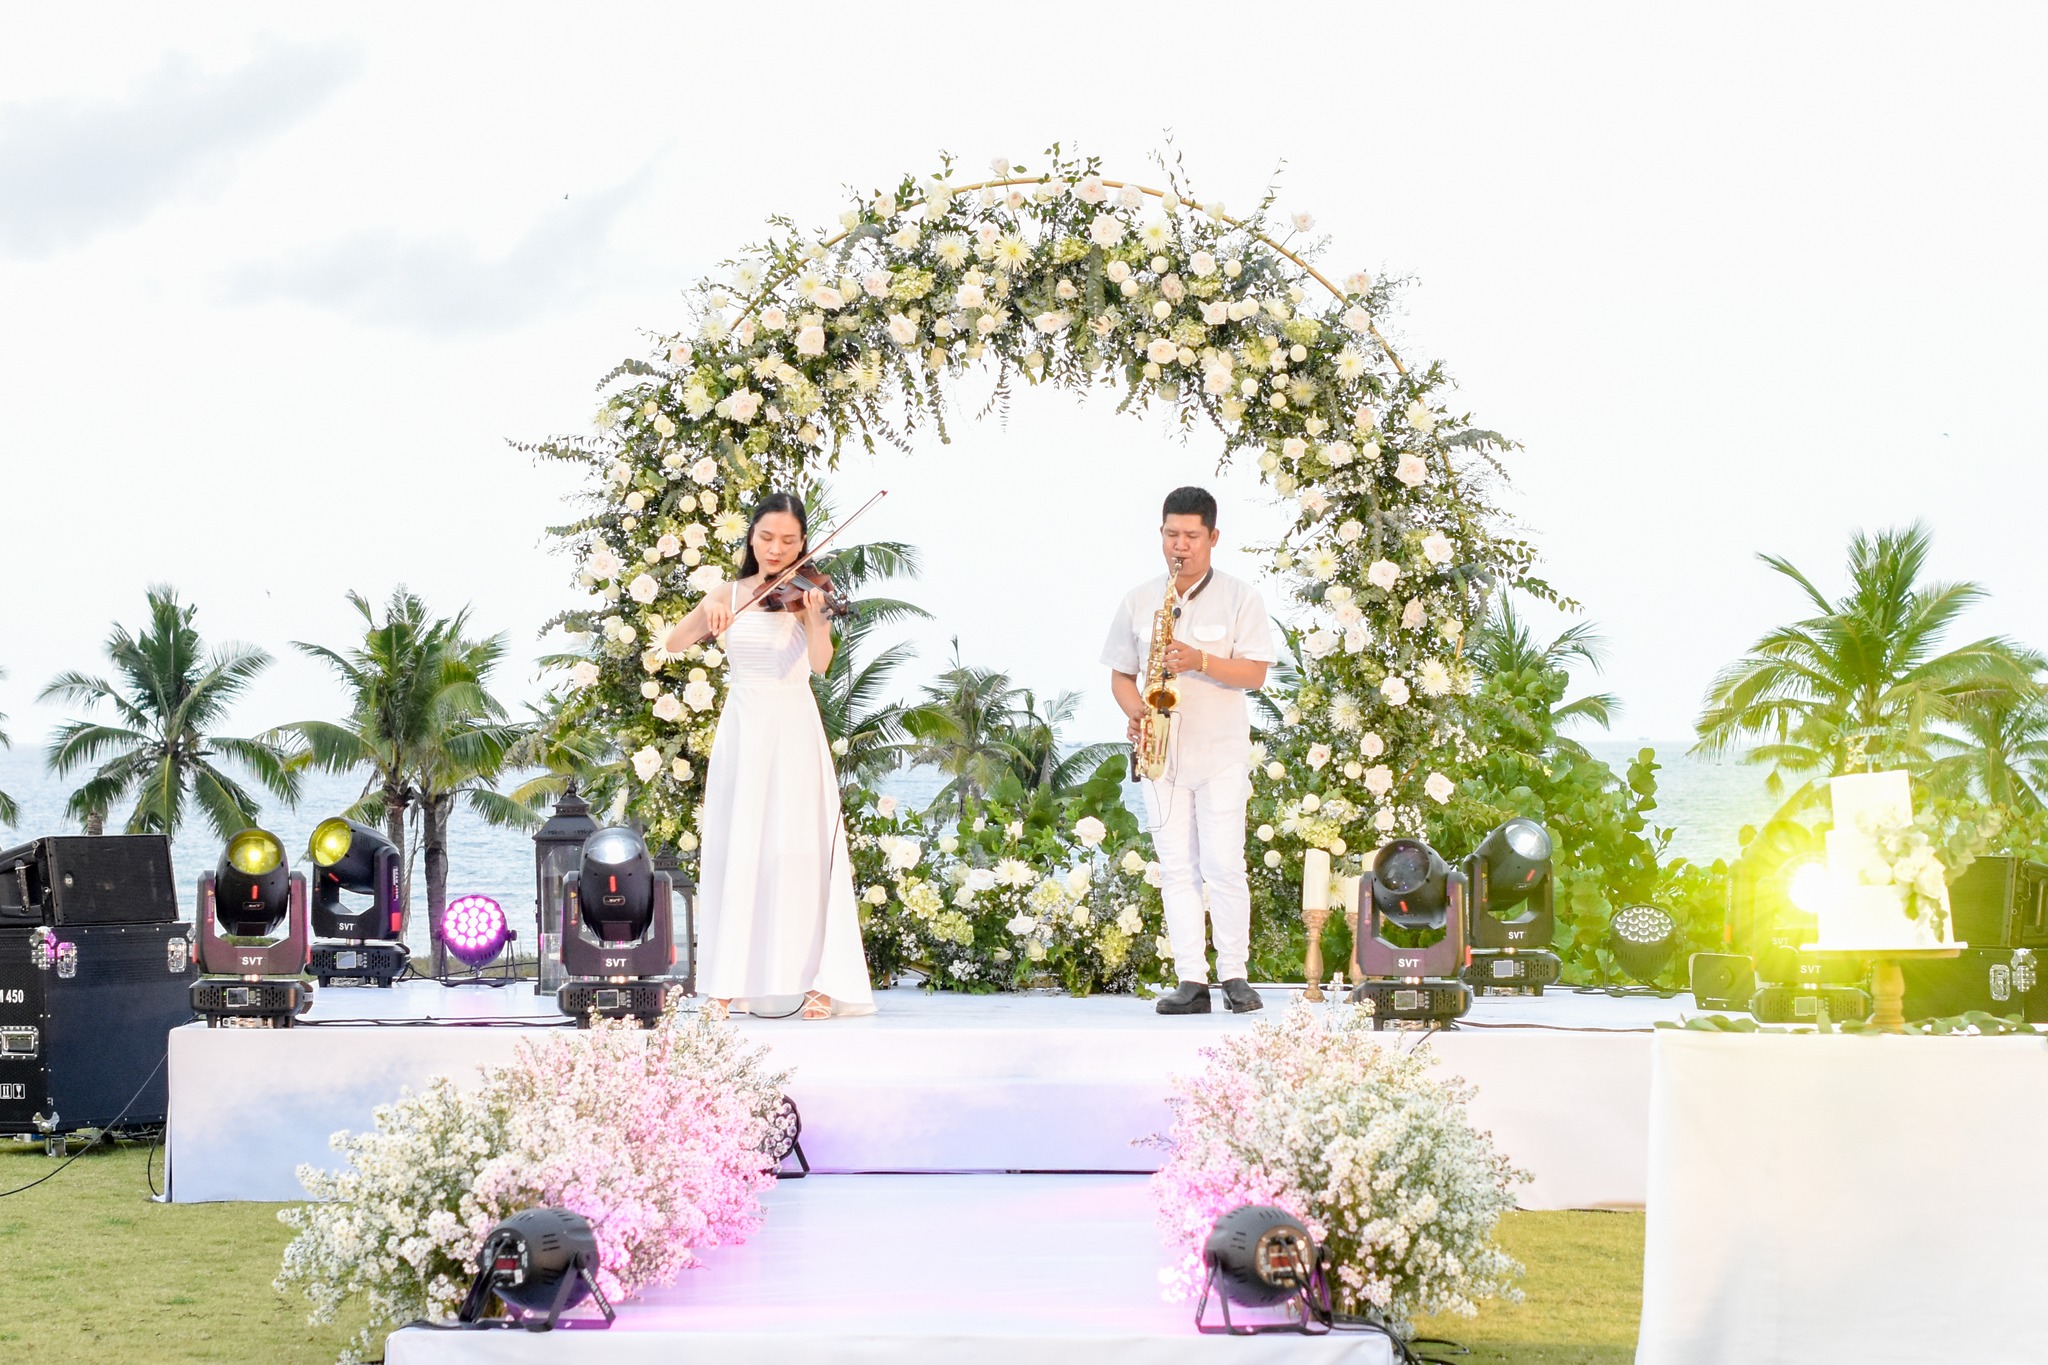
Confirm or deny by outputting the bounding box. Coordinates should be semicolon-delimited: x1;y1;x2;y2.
1693;523;2042;805
277;589;522;972
42;587;297;839
0;667;19;827
1467;598;1620;757
1006;688;1123;796
1929;687;2048;813
899;643;1028;815
809;538;929;787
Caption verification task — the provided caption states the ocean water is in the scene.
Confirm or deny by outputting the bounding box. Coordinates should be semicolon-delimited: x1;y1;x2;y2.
0;737;1772;950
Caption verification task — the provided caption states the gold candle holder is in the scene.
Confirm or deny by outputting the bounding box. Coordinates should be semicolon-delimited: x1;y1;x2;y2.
1339;874;1363;999
1301;849;1332;1001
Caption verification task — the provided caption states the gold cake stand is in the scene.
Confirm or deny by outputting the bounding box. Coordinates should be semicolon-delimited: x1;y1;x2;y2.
1802;943;1964;1033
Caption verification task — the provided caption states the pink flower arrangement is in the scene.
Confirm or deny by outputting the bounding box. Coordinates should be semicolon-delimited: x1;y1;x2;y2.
278;1005;788;1364
1149;1002;1525;1335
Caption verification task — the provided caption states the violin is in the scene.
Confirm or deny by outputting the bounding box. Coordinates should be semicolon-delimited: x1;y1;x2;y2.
757;563;853;620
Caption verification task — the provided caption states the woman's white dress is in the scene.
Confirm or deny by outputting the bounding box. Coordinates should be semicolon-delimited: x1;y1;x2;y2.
695;590;875;1016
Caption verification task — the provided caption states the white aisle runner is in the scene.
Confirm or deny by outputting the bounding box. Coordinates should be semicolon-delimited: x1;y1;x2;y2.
384;1174;1396;1365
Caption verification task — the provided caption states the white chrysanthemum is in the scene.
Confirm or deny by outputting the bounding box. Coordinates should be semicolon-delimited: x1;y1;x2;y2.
1330;694;1362;732
934;234;970;267
713;511;748;543
1139;220;1173;251
1406;399;1438;434
993;235;1030;272
997;858;1035;888
1417;659;1454;698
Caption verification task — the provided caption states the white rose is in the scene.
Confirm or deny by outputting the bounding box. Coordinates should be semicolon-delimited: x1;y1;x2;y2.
760;307;788;331
589;547;624;580
689;457;718;485
888;838;923;871
1144;861;1164;888
1189;250;1217;278
1403;598;1427;630
1361;732;1385;758
1034;311;1069;334
728;389;761;423
1121;849;1147;875
1425;772;1456;804
1007;913;1039;936
1374;808;1397;833
651;693;684;721
628;573;659;604
876;794;899;818
656;533;681;558
683;679;716;711
1145;338;1179;364
1307;743;1332;770
667;341;694;366
1381;676;1411;707
1088;216;1125;248
887;313;918;346
796;325;827;357
1422;533;1456;565
955;282;987;310
682;524;709;549
569;661;600;689
671;757;693;782
1364;765;1394;797
864;885;889;906
1074;815;1107;848
1396;453;1429;487
1065;865;1090;897
630;746;663;782
967;867;997;892
831;737;850;756
1367;559;1401;590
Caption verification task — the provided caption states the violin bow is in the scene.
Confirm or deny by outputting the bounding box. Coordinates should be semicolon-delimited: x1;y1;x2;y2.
732;488;890;617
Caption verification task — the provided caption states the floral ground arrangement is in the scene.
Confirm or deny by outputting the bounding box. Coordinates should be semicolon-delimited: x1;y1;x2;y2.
1151;1002;1527;1336
273;1007;789;1365
537;144;1554;987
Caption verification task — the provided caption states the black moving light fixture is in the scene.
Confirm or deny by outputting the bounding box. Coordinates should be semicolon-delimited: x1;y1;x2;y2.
456;1207;614;1331
1195;1205;1332;1335
1350;838;1473;1029
191;828;313;1026
555;827;678;1025
307;817;408;988
1610;903;1678;985
1462;818;1561;996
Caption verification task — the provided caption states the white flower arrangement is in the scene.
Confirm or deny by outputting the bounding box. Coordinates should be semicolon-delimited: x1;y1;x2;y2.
1150;1003;1525;1336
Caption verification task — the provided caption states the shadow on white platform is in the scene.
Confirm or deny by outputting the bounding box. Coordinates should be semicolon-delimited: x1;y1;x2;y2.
168;983;1687;1208
384;1174;1396;1365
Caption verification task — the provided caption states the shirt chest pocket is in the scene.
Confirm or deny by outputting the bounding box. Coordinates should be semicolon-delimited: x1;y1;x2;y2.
1191;624;1226;644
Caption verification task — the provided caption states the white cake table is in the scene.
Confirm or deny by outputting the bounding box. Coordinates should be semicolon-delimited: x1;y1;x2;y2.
1636;1029;2048;1364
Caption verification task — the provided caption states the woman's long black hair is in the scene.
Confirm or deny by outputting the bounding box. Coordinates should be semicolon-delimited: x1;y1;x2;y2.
737;492;809;579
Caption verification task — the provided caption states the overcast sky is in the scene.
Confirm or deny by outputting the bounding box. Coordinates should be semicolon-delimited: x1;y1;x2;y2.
2;2;2044;769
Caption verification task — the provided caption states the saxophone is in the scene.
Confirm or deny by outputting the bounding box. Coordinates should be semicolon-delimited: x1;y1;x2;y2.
1132;558;1184;782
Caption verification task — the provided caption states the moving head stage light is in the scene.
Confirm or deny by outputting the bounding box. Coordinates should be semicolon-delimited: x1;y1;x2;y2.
307;818;407;988
1462;818;1561;996
1350;838;1473;1029
456;1207;614;1331
192;828;313;1026
556;827;678;1026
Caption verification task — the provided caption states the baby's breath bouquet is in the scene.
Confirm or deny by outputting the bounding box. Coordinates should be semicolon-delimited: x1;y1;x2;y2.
276;1007;788;1364
1150;1002;1525;1334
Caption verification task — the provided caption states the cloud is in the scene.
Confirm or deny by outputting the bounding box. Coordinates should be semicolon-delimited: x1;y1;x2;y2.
0;41;362;258
224;170;651;336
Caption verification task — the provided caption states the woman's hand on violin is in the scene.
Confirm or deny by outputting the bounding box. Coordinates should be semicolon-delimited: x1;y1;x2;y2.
800;586;829;621
701;591;735;636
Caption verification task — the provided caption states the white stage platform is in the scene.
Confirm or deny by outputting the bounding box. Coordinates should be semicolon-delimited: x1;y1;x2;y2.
384;1174;1395;1365
166;982;1687;1208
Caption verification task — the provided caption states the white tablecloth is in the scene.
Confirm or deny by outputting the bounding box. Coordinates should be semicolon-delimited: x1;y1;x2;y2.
1637;1031;2048;1364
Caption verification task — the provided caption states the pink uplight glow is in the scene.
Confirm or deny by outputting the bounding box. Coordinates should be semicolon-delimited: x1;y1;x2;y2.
443;894;511;968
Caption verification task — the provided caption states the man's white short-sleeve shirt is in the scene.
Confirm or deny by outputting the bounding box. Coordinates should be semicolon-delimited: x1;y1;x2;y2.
1102;568;1275;788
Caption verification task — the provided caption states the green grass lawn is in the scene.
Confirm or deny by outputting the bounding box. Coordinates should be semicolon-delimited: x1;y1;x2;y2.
0;1140;1642;1362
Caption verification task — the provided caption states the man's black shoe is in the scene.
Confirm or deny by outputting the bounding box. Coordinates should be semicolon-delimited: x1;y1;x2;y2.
1219;978;1264;1013
1155;980;1212;1014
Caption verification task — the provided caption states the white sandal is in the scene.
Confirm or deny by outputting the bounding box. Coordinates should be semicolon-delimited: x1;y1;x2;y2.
800;991;832;1021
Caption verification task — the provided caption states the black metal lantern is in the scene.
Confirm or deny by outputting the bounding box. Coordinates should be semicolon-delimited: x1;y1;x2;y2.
532;785;597;995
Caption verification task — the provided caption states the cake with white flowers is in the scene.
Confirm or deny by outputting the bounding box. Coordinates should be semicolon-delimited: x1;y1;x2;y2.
1807;770;1957;950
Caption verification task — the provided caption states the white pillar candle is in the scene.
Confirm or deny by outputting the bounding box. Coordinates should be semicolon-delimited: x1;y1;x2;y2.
1301;848;1332;913
1339;874;1363;918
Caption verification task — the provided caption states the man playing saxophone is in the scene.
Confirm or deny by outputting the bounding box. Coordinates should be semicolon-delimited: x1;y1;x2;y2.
1103;487;1274;1015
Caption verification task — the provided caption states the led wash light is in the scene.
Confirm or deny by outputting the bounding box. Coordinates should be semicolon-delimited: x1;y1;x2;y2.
1611;903;1679;985
307;818;408;988
443;895;513;971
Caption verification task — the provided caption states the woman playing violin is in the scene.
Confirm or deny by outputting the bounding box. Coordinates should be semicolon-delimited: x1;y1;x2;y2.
661;492;875;1021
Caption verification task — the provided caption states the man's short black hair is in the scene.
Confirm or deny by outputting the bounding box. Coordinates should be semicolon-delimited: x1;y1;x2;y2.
1162;486;1218;531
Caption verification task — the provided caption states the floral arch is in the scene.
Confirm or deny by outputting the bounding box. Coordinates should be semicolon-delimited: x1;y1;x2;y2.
542;146;1542;983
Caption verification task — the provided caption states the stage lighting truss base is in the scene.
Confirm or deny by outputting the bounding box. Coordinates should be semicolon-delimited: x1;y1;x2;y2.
557;979;677;1027
1462;950;1562;996
1348;978;1473;1031
191;976;313;1028
311;942;409;989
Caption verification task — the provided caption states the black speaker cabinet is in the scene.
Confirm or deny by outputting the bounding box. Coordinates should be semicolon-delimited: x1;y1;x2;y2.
1689;952;1757;1011
0;922;196;1135
0;835;180;926
1900;947;2048;1022
1948;856;2048;950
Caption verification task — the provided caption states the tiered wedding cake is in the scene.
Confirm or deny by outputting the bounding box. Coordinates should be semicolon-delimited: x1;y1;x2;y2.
1808;770;1957;950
